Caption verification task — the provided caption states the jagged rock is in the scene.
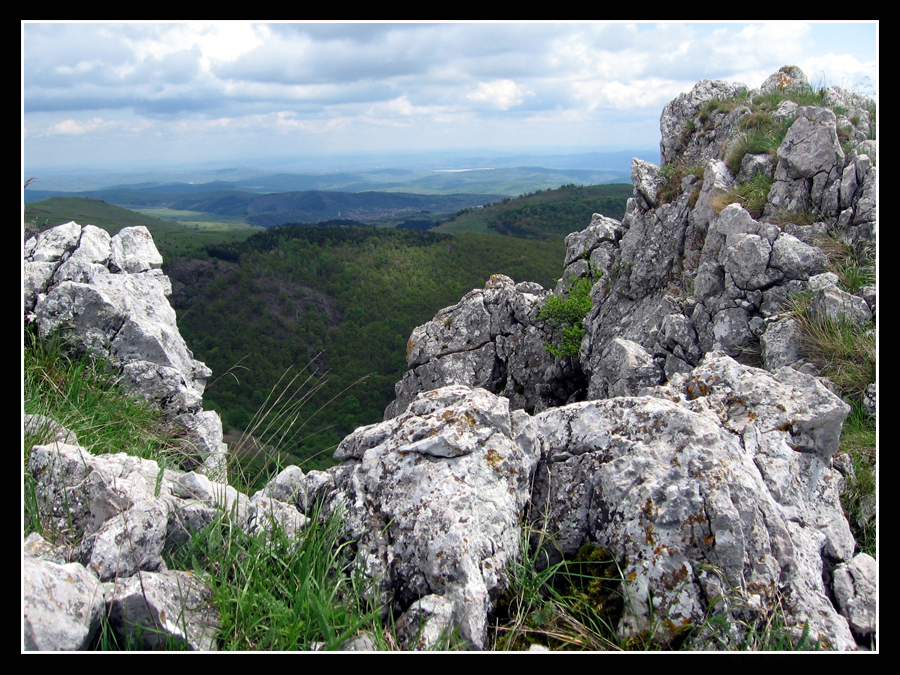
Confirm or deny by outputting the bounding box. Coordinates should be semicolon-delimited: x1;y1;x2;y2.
529;352;855;649
736;152;776;184
23;554;105;650
375;66;875;651
105;570;219;650
660;78;747;166
23;532;70;565
332;385;540;649
759;65;809;95
808;283;873;326
765;106;845;220
692;159;735;236
24;222;227;478
832;553;877;643
35;273;205;413
760;316;803;370
396;594;457;650
385;274;579;418
171;410;228;482
631;158;665;210
597;337;663;397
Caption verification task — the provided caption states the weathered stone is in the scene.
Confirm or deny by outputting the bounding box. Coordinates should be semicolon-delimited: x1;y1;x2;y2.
23;555;105;651
396;594;457;651
106;570;219;650
531;353;855;649
760;317;803;370
809;284;873;326
770;233;828;280
759;65;809;95
247;492;309;539
599;338;663;397
631;158;665;210
333;385;540;649
832;554;877;642
25;222;226;477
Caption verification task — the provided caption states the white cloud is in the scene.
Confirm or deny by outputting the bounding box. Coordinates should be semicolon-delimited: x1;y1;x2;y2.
466;79;532;110
573;78;687;111
46;117;116;135
23;21;878;170
799;53;878;92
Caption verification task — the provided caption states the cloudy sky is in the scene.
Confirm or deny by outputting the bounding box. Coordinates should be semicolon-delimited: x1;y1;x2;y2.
22;21;878;173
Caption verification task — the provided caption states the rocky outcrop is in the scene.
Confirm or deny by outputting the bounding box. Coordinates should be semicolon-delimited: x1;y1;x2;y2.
332;385;540;648
376;66;876;649
24;66;876;651
385;274;586;418
25;355;874;650
387;65;876;430
24;222;227;480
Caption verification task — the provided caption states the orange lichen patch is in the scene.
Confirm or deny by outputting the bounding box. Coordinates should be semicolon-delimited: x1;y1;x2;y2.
660;563;690;591
686;378;712;399
485;448;504;470
654;543;671;556
640;497;658;521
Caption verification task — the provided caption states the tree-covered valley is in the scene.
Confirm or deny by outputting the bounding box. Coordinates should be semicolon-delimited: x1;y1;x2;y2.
25;182;632;480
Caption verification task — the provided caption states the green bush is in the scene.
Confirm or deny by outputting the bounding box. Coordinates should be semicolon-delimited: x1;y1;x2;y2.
537;277;594;358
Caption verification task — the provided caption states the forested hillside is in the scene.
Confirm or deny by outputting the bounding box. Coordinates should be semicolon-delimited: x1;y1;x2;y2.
169;225;568;474
27;182;632;477
436;183;631;238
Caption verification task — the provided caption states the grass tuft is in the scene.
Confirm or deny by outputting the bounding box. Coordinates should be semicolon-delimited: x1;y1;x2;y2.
163;501;387;651
711;171;774;219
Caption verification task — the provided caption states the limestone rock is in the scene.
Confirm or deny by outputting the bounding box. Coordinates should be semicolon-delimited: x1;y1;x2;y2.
23;555;105;650
530;353;855;649
105;570;219;650
333;385;540;649
25;221;227;479
832;553;877;644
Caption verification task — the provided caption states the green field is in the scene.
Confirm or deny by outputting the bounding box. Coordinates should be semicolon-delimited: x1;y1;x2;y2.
134;208;257;229
25;196;260;259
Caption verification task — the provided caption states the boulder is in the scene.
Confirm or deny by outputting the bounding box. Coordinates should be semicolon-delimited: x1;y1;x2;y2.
25;222;227;479
529;353;855;649
23;554;105;650
332;385;540;649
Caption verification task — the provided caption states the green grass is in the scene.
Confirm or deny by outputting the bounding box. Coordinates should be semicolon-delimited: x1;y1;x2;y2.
23;326;388;650
786;280;876;557
816;233;876;294
711;171;775;219
725;116;792;175
656;162;705;205
23;327;184;465
163;501;388;651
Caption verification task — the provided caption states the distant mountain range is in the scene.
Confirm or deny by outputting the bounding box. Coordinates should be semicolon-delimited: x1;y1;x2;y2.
25;149;659;193
24;161;648;229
